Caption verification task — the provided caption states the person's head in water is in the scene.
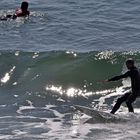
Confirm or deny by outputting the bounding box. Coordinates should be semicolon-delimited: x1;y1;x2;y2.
21;1;29;11
126;59;135;70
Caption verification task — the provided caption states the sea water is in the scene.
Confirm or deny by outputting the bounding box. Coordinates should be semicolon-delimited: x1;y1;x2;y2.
0;0;140;140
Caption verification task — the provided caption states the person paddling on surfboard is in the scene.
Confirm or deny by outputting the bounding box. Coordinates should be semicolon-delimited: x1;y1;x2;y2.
1;1;30;20
103;59;140;114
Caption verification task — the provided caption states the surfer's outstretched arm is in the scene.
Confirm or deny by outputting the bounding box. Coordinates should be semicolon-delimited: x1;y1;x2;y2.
108;71;130;82
0;14;17;21
100;71;130;84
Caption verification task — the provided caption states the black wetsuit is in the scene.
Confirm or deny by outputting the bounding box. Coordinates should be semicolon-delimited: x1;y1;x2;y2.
108;66;140;114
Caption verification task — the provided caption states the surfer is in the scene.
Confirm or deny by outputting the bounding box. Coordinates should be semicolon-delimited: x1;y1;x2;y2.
103;59;140;114
1;1;30;20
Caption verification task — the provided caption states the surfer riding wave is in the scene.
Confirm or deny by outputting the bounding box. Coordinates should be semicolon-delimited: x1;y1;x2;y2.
102;59;140;114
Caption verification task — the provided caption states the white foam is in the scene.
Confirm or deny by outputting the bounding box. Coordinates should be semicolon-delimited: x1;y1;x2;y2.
0;135;12;140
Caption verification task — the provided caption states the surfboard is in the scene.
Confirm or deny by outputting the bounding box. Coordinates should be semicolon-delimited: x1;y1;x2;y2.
74;105;115;120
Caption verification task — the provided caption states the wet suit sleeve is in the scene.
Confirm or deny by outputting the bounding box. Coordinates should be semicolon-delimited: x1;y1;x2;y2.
108;71;130;82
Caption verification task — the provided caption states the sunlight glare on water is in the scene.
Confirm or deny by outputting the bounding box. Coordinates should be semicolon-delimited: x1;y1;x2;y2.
45;85;115;97
1;66;16;84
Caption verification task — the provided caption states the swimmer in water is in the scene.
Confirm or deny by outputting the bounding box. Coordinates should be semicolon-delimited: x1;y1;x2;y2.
1;1;30;20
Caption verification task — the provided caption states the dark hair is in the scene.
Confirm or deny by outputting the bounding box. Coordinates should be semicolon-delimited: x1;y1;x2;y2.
126;58;134;65
21;1;29;10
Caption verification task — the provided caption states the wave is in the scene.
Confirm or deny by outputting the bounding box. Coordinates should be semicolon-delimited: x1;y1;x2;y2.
0;50;139;93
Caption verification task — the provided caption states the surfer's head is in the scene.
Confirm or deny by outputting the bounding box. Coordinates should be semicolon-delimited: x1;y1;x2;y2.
126;58;135;69
21;1;29;11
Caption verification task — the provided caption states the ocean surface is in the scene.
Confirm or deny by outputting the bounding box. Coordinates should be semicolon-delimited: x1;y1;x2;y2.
0;0;140;139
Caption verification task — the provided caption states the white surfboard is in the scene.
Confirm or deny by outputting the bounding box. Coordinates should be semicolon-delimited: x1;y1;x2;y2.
74;105;116;120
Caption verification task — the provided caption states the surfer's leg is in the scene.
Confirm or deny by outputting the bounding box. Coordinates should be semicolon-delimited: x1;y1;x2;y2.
110;92;130;114
126;94;137;113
